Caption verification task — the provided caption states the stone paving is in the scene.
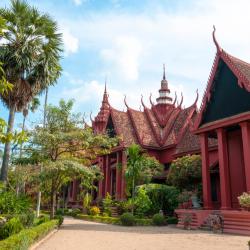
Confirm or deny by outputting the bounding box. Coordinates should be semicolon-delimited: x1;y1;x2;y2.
35;217;248;250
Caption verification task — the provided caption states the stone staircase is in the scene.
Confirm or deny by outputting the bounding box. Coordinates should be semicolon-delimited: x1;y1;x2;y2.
221;210;250;235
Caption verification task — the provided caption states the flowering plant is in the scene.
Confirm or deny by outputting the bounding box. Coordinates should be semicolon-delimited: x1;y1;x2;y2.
238;192;250;210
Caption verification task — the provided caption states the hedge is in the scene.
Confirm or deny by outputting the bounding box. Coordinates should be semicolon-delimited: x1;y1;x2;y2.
0;219;59;250
76;214;121;225
76;214;153;226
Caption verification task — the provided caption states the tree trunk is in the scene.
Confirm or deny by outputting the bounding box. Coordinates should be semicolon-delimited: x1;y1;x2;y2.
36;88;48;217
19;115;26;159
0;105;16;182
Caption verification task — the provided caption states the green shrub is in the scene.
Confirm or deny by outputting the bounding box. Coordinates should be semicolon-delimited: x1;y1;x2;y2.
120;213;135;226
0;191;31;215
55;208;64;216
134;188;152;217
137;184;179;215
0;217;24;239
36;215;49;226
0;219;58;250
54;215;64;226
89;206;100;216
71;208;81;217
18;210;34;228
166;216;178;224
103;193;112;216
152;213;166;226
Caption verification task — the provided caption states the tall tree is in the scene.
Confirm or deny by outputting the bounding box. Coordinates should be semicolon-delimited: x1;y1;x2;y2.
25;99;117;218
0;0;63;182
125;144;163;214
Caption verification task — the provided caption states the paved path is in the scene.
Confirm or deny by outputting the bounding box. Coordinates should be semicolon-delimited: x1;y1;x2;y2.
35;217;248;250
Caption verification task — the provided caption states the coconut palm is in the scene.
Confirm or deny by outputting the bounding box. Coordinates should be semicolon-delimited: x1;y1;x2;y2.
0;0;63;181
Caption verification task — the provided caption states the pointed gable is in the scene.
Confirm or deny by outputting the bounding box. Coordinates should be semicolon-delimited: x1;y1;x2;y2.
195;27;250;131
201;58;250;125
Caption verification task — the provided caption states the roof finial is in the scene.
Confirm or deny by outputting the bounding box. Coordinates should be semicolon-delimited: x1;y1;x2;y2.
104;76;107;93
90;111;94;123
163;64;166;80
149;93;154;107
141;95;146;109
213;25;222;52
124;95;129;109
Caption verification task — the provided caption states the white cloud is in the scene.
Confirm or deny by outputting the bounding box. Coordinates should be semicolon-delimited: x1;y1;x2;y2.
72;0;82;6
62;29;79;56
57;0;250;112
101;36;142;81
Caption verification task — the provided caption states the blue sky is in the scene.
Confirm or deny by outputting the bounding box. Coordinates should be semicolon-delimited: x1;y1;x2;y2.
1;0;250;129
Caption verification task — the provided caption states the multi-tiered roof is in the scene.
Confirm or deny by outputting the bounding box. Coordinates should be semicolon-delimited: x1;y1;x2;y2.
92;68;202;155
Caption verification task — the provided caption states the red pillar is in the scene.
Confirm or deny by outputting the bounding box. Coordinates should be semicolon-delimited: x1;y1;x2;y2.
98;157;103;199
105;155;111;196
120;151;127;200
217;128;231;210
72;179;77;201
200;133;212;209
115;152;121;200
240;122;250;191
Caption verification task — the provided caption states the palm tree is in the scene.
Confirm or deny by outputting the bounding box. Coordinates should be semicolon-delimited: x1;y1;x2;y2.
125;144;144;215
19;97;40;158
0;0;63;182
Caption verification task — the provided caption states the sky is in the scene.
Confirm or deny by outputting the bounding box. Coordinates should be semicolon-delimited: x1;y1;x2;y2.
1;0;250;129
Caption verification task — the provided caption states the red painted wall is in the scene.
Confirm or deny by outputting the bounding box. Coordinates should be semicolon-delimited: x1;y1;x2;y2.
227;129;246;208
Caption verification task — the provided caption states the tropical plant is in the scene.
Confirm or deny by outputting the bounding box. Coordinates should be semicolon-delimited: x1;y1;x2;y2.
125;144;163;214
137;184;180;215
167;155;202;191
0;0;63;182
83;193;92;213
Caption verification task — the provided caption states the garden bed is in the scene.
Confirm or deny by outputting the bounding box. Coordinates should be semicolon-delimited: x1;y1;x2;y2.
0;219;59;250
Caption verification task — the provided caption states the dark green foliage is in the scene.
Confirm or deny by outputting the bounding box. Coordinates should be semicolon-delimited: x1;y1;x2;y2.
54;215;64;226
120;213;135;226
137;184;180;215
166;216;178;224
134;188;152;217
0;219;58;250
0;191;31;214
152;213;166;226
35;215;49;226
0;217;24;239
18;211;34;228
167;155;202;191
55;208;64;216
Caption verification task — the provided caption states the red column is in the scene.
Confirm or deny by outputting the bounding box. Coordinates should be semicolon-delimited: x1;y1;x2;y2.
98;157;103;199
105;155;111;196
240;122;250;191
120;151;127;200
200;133;212;209
217;128;231;210
72;179;77;201
115;152;121;200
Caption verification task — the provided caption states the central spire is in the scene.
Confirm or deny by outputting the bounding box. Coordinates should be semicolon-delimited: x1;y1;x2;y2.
156;64;172;104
